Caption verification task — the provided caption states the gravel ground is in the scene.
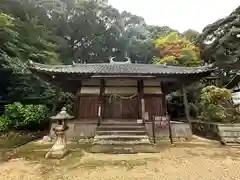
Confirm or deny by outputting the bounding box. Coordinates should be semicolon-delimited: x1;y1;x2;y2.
0;139;240;180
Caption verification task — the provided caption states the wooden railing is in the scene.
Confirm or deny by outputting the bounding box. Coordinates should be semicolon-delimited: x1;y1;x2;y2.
151;115;173;144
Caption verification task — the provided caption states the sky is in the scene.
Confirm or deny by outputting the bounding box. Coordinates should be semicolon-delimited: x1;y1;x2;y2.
108;0;240;33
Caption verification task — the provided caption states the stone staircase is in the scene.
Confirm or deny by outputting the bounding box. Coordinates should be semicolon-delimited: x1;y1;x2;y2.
91;119;155;153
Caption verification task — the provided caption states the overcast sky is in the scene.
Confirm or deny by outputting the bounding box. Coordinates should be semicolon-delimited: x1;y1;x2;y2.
108;0;239;33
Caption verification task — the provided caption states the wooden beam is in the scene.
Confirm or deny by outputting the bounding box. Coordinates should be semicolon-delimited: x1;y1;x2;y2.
160;81;167;115
140;80;145;121
182;84;192;130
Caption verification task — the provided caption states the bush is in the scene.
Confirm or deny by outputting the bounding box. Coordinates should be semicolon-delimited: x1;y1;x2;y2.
0;115;11;132
0;102;49;131
199;86;240;123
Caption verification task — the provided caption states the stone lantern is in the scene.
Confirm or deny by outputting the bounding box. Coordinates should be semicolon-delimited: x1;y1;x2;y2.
45;107;74;159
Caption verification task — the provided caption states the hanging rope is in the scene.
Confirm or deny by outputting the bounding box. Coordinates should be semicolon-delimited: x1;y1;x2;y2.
108;94;138;103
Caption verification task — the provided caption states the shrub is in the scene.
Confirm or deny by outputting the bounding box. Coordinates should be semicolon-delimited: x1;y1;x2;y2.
199;86;240;123
0;115;11;132
3;102;49;130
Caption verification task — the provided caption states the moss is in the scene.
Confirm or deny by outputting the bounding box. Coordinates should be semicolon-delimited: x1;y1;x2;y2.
0;132;41;148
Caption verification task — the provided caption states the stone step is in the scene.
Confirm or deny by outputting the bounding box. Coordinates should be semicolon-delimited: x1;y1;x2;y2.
102;120;142;125
97;125;145;131
93;139;151;145
93;119;151;146
90;144;158;154
95;130;147;136
103;119;139;121
101;122;142;126
94;135;149;140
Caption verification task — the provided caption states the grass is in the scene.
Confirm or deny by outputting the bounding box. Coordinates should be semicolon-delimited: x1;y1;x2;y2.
0;131;44;149
0;132;45;162
13;142;91;160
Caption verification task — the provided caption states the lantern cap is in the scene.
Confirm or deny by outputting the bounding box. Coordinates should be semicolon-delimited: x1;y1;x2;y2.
50;107;74;120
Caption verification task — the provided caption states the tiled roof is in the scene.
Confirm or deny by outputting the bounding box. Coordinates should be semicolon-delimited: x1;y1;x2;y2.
28;61;214;76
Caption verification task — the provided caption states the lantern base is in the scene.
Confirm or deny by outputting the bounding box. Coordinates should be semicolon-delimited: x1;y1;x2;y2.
45;144;69;159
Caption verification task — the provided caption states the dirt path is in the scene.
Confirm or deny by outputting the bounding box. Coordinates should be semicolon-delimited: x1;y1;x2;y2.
0;139;240;180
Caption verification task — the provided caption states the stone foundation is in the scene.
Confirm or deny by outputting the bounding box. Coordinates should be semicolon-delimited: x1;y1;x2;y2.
49;120;192;141
145;121;192;139
50;120;98;140
191;120;240;144
218;124;240;144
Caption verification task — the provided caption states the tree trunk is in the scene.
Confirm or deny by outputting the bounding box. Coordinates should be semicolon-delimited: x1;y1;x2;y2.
182;84;192;131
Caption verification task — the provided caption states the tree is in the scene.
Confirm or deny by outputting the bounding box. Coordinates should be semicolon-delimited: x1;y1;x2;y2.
183;29;200;43
0;11;61;101
147;25;177;39
1;0;156;64
116;11;154;63
0;12;60;69
199;86;240;123
153;32;201;67
198;6;240;72
0;0;157;101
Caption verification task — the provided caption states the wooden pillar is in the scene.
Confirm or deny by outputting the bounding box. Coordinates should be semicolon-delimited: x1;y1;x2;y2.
137;80;142;119
182;84;192;130
138;80;144;120
160;81;167;116
99;79;105;120
73;81;81;119
161;81;170;115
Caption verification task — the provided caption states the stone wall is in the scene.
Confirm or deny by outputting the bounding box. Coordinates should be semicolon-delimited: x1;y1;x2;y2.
191;120;220;140
50;120;98;140
145;121;192;140
218;124;240;144
50;120;192;141
191;120;240;144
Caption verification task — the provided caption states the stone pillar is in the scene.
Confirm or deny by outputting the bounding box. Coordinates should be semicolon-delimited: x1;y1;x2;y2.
45;125;69;159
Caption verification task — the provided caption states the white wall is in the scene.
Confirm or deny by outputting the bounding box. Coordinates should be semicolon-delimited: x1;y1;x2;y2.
144;80;160;86
105;87;137;94
81;79;100;86
105;79;137;86
79;87;100;94
144;87;162;94
143;80;162;94
78;79;163;94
